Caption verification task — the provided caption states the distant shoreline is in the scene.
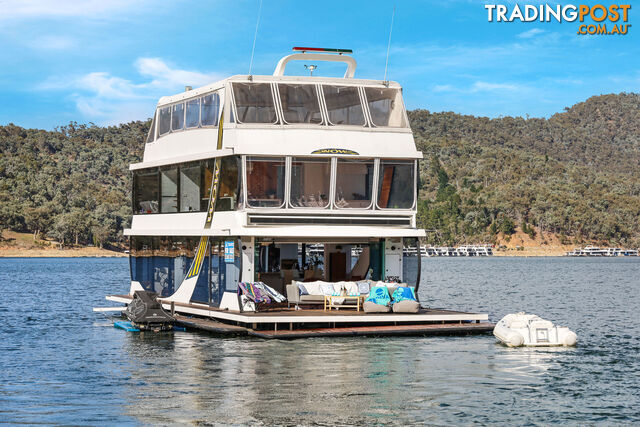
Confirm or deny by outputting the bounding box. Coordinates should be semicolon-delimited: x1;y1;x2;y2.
0;248;562;258
0;248;127;258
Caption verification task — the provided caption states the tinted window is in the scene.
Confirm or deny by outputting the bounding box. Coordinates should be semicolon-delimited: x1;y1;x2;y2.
201;93;220;126
365;87;407;127
233;83;277;124
185;98;200;128
180;165;200;212
377;160;415;209
335;159;374;208
146;113;156;143
278;84;322;124
160;168;178;213
290;158;331;208
158;106;171;136
134;169;159;213
322;85;365;126
246;157;285;207
171;103;184;131
217;156;240;211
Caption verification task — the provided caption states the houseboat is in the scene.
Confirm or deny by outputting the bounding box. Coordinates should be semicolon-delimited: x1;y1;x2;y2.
105;48;491;338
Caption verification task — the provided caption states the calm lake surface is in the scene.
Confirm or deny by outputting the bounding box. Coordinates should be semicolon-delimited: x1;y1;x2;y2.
0;257;638;425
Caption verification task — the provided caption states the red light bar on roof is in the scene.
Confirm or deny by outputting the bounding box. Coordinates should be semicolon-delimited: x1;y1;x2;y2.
292;47;353;54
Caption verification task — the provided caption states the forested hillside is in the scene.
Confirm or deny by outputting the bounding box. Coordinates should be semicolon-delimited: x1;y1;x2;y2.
0;122;145;248
1;93;639;248
412;93;640;247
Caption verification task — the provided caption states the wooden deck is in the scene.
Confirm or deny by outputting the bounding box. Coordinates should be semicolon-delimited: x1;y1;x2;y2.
106;294;495;339
107;294;489;326
173;314;248;334
248;322;495;339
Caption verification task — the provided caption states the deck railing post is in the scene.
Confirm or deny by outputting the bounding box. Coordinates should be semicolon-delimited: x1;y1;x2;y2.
171;301;175;316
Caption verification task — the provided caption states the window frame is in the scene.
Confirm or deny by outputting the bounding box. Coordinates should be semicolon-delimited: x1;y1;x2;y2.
333;157;376;210
320;84;369;127
244;156;287;209
230;82;280;125
200;91;221;128
288;156;333;209
361;86;409;129
275;83;326;126
185;97;201;129
375;159;417;210
170;102;186;132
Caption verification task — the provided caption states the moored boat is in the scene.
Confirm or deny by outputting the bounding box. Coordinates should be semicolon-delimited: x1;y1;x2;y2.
103;47;492;337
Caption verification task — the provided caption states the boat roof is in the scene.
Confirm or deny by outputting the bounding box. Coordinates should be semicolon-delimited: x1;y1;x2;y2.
156;50;402;107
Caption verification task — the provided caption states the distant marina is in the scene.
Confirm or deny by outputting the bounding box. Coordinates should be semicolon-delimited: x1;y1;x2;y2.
564;245;639;257
401;244;494;257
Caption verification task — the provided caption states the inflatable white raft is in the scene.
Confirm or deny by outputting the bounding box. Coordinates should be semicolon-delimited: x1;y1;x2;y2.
493;312;577;347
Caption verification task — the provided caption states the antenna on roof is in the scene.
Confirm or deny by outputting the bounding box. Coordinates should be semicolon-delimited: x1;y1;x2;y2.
383;5;396;86
248;0;263;79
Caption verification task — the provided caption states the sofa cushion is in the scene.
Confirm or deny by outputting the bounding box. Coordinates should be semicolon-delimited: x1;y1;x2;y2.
302;282;325;295
320;283;335;295
392;300;420;313
298;283;309;295
364;301;391;313
357;281;370;295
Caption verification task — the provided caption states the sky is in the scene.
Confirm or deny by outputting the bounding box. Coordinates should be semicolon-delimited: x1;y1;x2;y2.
0;0;638;129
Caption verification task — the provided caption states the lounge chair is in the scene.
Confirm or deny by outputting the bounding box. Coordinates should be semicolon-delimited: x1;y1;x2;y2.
363;286;391;313
391;287;420;313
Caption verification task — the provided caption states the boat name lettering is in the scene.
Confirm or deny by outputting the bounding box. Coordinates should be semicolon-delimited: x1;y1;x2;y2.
311;148;359;155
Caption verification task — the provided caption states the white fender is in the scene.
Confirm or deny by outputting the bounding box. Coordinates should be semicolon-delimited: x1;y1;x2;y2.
493;322;524;347
563;330;578;346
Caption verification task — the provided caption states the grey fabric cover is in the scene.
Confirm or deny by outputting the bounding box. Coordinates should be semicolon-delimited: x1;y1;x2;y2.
300;295;324;302
363;301;391;313
392;300;420;313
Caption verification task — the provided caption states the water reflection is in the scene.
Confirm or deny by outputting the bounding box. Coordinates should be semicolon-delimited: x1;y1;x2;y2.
2;258;639;424
490;344;576;381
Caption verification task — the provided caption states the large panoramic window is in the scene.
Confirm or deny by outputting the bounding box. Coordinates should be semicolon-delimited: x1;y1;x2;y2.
134;169;159;214
377;160;415;209
233;83;277;124
158;106;171;136
160;168;178;213
185;98;200;128
201;92;220;126
278;84;322;124
364;87;407;128
290;158;331;208
246;157;285;207
171;103;184;131
180;164;201;212
322;85;365;126
335;159;374;208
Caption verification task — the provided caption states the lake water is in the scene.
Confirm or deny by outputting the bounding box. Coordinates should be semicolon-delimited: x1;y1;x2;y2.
0;257;638;425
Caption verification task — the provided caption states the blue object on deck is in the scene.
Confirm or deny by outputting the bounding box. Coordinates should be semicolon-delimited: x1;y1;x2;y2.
173;325;186;332
114;321;140;332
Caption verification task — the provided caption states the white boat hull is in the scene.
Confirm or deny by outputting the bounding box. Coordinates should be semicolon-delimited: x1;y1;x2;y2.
493;313;577;347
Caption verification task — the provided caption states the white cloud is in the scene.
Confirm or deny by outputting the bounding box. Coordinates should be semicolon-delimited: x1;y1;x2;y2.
433;84;454;92
518;28;545;39
472;81;520;92
39;57;223;125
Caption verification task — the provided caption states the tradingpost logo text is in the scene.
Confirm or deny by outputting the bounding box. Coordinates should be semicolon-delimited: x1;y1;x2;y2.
485;4;631;35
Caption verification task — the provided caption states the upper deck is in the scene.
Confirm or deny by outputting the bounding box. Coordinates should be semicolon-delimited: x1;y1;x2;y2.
136;51;421;169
